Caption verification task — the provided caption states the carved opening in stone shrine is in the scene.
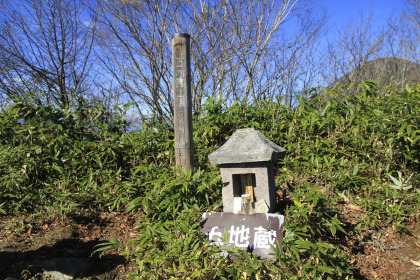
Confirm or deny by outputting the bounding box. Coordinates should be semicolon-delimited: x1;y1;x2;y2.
232;173;256;202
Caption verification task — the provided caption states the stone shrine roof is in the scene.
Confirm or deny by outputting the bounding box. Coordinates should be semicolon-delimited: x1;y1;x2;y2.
208;128;286;165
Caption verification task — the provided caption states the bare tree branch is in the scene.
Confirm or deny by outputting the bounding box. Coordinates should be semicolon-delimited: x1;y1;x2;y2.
0;0;98;107
96;0;326;121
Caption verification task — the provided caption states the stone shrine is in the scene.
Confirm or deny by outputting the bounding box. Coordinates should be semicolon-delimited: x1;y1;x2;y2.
208;128;286;213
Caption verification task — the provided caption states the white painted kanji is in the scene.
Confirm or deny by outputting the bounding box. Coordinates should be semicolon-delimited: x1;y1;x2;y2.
253;226;276;249
229;225;250;248
208;226;224;246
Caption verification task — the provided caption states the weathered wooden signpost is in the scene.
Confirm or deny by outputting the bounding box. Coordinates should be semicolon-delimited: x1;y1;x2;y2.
171;33;193;171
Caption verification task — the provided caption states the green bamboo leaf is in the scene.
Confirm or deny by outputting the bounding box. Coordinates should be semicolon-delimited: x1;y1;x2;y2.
352;164;359;176
388;174;401;187
52;165;63;174
330;224;337;236
318;266;335;274
93;238;120;257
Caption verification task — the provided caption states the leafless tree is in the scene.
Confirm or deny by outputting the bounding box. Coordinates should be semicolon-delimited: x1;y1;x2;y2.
322;8;394;87
96;0;326;121
0;0;98;107
379;15;420;87
405;0;420;38
321;3;420;91
400;0;420;63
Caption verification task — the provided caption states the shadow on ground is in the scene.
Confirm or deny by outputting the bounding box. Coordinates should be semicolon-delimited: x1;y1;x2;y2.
0;238;125;279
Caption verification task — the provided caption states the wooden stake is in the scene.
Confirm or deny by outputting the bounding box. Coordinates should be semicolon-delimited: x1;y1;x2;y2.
172;33;193;171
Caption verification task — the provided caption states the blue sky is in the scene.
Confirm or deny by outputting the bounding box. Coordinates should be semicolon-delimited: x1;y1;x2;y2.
319;0;406;28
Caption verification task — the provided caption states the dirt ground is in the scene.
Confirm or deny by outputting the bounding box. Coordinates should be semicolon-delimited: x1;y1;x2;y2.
0;210;419;279
0;211;138;279
347;226;420;279
339;204;420;280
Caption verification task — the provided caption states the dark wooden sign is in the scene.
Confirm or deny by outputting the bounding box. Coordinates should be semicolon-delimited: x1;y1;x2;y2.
201;212;284;259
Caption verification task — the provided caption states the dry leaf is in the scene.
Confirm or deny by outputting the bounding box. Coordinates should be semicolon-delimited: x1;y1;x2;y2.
339;192;350;203
347;204;361;211
410;259;420;266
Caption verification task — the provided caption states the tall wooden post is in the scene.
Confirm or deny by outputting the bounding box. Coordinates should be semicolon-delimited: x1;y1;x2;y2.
172;33;193;171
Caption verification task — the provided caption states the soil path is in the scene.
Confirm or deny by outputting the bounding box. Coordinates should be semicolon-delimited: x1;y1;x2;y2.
0;211;137;279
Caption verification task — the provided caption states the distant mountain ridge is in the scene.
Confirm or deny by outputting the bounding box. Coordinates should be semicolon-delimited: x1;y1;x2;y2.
331;57;420;88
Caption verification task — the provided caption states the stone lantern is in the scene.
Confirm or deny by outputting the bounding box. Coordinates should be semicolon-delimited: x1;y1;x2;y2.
208;128;286;213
